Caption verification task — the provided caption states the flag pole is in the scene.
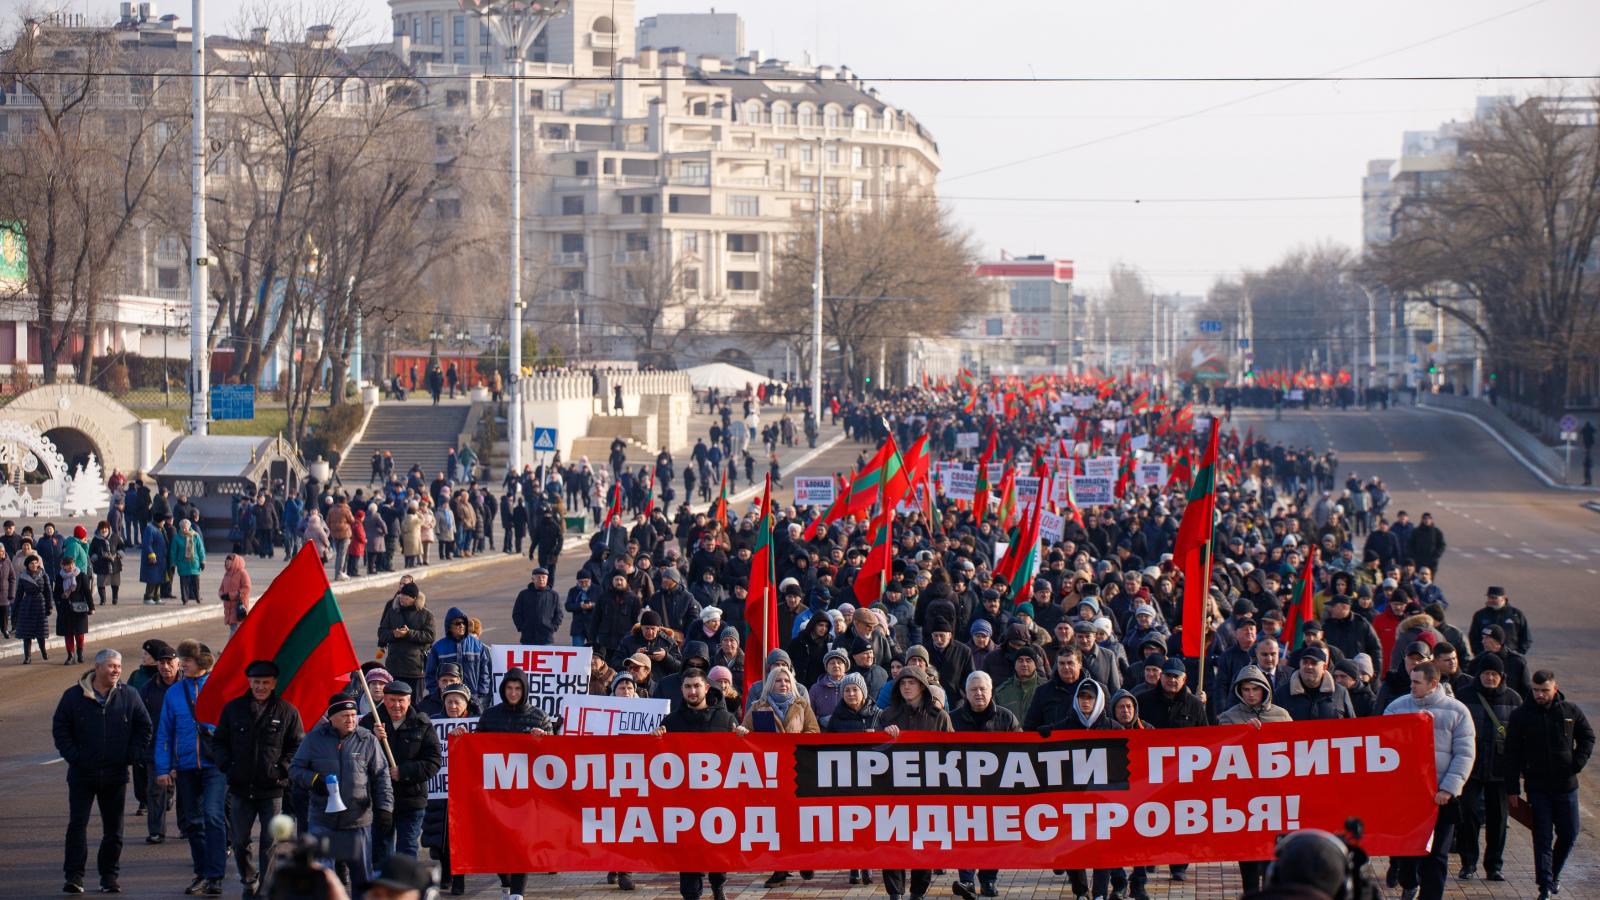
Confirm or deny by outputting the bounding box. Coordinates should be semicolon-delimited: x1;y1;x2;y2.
355;671;399;769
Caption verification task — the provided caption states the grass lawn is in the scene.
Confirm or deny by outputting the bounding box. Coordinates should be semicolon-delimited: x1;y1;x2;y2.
126;405;293;437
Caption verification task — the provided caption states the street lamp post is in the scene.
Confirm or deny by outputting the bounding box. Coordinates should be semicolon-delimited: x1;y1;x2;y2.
189;0;210;434
461;0;570;477
809;136;840;425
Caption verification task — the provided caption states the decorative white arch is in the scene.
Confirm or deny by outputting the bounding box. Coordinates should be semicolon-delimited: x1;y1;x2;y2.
0;419;72;516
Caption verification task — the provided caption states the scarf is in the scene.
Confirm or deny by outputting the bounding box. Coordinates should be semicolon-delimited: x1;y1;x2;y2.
766;688;795;722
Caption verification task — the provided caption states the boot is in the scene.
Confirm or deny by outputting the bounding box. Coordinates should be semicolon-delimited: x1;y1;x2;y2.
616;873;635;891
450;875;465;896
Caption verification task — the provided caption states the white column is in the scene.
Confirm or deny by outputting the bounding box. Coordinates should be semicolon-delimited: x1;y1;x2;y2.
188;0;209;434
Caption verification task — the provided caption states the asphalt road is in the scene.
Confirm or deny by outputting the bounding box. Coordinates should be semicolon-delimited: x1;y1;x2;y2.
3;409;1596;899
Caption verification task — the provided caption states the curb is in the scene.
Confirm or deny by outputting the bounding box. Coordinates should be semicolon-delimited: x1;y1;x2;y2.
0;430;849;659
0;534;586;661
1414;403;1599;494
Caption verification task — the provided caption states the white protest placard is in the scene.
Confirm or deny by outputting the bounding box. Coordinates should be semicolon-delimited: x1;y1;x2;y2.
955;431;980;450
489;644;592;720
426;717;479;800
1130;434;1150;451
1195;415;1214;432
1083;456;1118;480
1071;394;1095;410
1051;476;1072;506
1039;510;1066;542
792;476;836;507
1015;475;1042;504
1138;462;1168;488
896;483;927;514
1057;415;1077;436
944;467;977;501
987;463;1007;483
559;695;671;736
1073;476;1115;507
1100;419;1117;434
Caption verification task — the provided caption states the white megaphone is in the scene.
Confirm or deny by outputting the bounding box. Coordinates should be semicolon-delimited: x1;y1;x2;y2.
324;774;348;814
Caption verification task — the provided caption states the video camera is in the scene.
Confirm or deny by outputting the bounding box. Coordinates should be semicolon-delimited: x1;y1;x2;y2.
1265;817;1382;900
260;815;336;900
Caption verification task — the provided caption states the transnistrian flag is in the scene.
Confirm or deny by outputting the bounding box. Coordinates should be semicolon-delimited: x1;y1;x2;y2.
195;544;360;727
854;483;893;608
712;468;729;530
1174;419;1220;659
994;475;1047;602
744;474;779;698
972;430;996;527
1284;547;1319;652
843;436;909;519
642;468;657;519
802;473;849;541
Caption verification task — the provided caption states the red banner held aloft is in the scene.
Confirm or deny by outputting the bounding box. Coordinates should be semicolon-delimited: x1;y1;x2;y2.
447;715;1438;873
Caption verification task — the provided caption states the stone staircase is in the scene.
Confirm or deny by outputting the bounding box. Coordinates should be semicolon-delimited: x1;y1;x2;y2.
568;413;658;470
340;400;473;483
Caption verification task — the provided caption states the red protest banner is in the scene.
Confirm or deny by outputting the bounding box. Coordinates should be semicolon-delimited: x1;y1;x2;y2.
448;715;1438;873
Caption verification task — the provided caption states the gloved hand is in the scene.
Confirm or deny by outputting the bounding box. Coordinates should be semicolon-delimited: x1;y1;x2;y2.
311;773;329;796
374;809;393;833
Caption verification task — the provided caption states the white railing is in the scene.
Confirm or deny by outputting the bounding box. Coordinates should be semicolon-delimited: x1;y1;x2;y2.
554;252;586;266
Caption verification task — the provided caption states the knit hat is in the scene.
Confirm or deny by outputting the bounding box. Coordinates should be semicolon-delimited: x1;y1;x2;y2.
661;567;682;584
840;671;868;696
905;645;931;664
700;606;723;623
365;667;394;686
609;672;637;694
639;609;663;627
824;647;850;668
399;582;420;599
73;525;88;540
1480;624;1506;644
1015;602;1035;619
1353;653;1375;679
1334;660;1361;680
969;619;993;637
708;665;733;684
719;626;739;642
326;696;359;717
1133;604;1157;619
1473;653;1506;675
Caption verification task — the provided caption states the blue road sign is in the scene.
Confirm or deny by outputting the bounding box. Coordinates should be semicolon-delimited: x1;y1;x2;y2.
533;427;558;453
1238;338;1250;349
1199;319;1223;333
209;384;255;421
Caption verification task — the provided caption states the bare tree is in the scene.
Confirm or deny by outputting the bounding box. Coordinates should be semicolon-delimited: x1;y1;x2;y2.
0;15;186;383
1365;91;1600;415
603;252;724;368
749;198;982;390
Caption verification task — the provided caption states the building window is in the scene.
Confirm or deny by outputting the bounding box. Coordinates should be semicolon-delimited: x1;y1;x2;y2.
480;21;490;43
157;267;181;290
851;146;864;168
798;106;815;127
452;51;465;65
727;271;759;291
621;196;635;214
575;160;590;176
156;235;180;257
625;232;650;251
431;17;442;45
561;271;584;290
640;196;656;214
727;195;758;217
773;143;786;160
798;177;814;195
682;268;700;291
561;196;584;215
453;16;465;45
547;89;562;110
561;233;585;253
726;233;760;253
773;105;789;125
854;107;869;130
479;51;491;66
681;233;699;254
825;143;840;164
852;181;865;202
413;17;421;40
826;178;841;199
798;144;813;163
825;107;840;129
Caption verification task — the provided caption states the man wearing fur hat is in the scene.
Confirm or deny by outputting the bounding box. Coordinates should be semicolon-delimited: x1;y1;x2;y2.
154;640;227;895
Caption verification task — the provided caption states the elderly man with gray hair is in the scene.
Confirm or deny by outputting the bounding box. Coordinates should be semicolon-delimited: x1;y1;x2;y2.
948;669;1019;898
52;648;153;894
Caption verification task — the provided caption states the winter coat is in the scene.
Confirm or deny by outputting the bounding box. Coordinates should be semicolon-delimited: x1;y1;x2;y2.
290;720;393;830
649;584;703;637
213;691;305;799
1217;665;1295;726
662;700;740;733
364;509;387;554
0;554;15;608
565;584;595;641
1459;682;1520;783
1275;671;1356;722
742;693;821;734
1023;674;1088;732
54;568;92;637
1321;614;1383;665
1137;684;1211;729
13;568;52;639
52;670;152;784
949;700;1021;733
592;587;644;653
612;624;683;675
1407;524;1446;569
376;597;436;679
169;528;205;577
359;706;442;811
425;608;494;703
63;535;91;573
1052;679;1119;731
399;512;423;557
995;673;1048;724
302;513;331;556
477;669;553;734
511;582;564;645
349;512;368;558
879;666;954;733
1505;691;1595;795
219;557;253;627
824;699;883;733
155;675;217;773
786;627;833;689
927;639;976;700
1384;684;1475;797
139;522;169;585
325;502;355;541
1468;604;1532;656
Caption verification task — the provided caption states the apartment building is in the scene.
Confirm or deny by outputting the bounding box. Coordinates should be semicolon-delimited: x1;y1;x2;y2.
961;256;1080;374
389;0;943;372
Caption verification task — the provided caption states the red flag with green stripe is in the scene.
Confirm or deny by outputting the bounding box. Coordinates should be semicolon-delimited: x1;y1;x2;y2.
194;544;360;727
1284;547;1319;652
745;474;780;698
1174;420;1220;659
843;436;909;519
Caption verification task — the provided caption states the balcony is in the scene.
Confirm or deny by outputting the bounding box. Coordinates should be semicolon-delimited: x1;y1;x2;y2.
552;290;583;305
669;173;711;187
613;250;650;265
554;252;586;267
588;32;619;49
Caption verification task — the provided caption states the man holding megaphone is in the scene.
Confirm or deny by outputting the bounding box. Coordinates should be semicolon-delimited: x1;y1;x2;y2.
290;694;394;897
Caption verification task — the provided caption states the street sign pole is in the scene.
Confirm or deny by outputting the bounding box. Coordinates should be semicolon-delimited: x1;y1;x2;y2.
1561;415;1579;483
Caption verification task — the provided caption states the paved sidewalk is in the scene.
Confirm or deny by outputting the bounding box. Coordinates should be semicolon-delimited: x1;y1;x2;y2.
0;408;843;659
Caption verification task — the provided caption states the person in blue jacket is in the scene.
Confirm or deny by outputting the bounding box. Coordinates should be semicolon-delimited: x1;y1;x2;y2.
424;607;493;708
140;516;171;605
154;640;227;896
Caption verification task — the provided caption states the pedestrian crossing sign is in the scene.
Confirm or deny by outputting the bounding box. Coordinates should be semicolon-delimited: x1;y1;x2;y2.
533;427;558;452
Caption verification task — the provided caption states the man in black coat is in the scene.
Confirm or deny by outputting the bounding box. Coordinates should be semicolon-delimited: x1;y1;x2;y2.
649;567;702;637
474;669;550;900
1134;657;1209;883
1456;654;1520;881
1321;595;1383;665
1407;511;1447;573
1505;669;1595;899
663;669;745;900
213;660;305;895
1273;648;1355;721
362;681;442;869
1468;586;1532;657
375;583;436;700
1023;648;1089;732
52;649;153;894
511;567;563;645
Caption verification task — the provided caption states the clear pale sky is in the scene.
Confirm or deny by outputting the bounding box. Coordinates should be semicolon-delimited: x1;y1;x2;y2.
57;0;1600;294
